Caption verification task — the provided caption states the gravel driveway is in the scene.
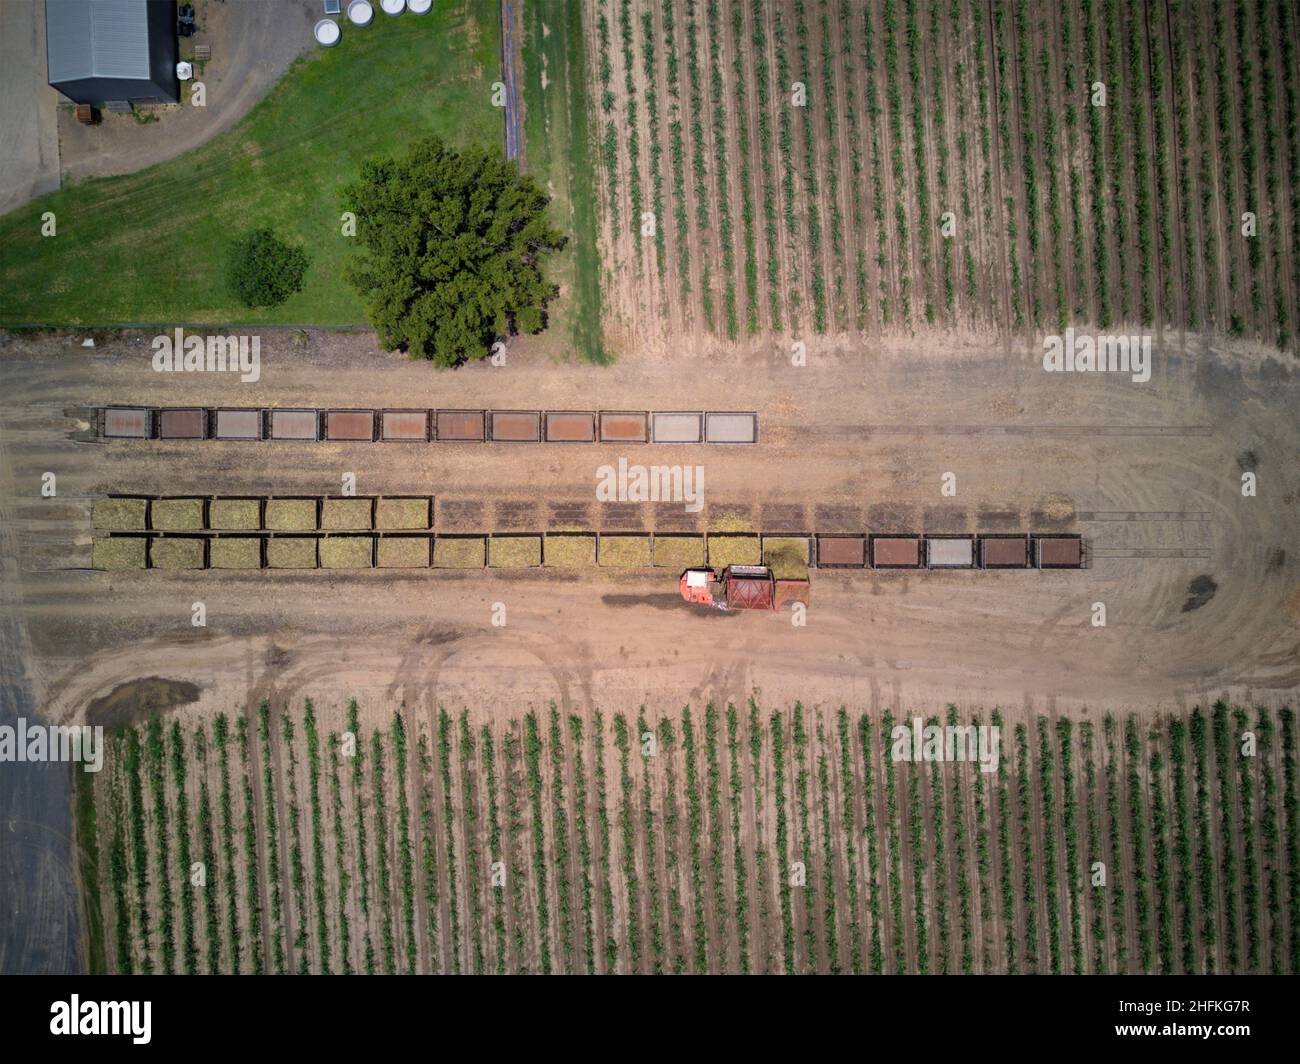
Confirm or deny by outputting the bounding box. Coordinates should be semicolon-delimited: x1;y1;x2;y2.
0;0;61;217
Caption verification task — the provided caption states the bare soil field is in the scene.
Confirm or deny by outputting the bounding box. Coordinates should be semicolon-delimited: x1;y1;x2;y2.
1;328;1296;721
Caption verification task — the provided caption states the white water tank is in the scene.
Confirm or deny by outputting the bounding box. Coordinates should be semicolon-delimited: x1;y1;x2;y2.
408;0;431;12
347;0;373;26
313;18;341;46
380;0;405;14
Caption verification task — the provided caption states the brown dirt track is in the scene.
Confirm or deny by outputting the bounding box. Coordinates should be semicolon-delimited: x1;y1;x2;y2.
0;327;1295;725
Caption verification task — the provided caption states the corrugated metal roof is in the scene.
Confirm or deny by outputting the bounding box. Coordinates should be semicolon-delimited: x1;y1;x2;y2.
47;0;152;82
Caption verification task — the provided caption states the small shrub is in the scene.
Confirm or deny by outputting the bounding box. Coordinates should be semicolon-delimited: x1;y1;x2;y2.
227;228;308;309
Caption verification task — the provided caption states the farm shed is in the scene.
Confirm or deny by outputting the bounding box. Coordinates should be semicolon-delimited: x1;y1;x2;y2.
46;0;179;106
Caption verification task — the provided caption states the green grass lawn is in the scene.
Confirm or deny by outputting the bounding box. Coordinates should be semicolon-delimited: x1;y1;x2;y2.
0;4;500;326
522;0;607;364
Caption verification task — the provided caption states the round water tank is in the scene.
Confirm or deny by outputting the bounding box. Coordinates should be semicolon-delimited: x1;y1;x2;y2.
408;0;431;12
313;18;341;46
347;0;373;25
380;0;405;14
175;61;193;80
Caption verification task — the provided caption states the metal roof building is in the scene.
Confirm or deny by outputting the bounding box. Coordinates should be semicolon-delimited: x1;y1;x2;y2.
46;0;178;105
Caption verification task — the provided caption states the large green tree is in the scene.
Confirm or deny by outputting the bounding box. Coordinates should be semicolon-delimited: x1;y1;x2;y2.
341;137;564;366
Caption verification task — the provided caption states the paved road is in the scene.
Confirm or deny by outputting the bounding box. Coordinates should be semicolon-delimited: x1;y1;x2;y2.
0;421;79;974
0;0;61;217
0;6;78;972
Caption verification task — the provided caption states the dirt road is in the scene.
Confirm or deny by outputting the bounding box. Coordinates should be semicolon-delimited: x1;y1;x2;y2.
0;329;1295;730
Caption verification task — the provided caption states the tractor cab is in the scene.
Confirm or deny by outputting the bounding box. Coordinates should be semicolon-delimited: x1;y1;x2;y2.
679;566;721;606
679;565;780;610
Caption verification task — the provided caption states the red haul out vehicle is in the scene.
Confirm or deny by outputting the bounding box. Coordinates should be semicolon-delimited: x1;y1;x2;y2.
678;564;810;611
